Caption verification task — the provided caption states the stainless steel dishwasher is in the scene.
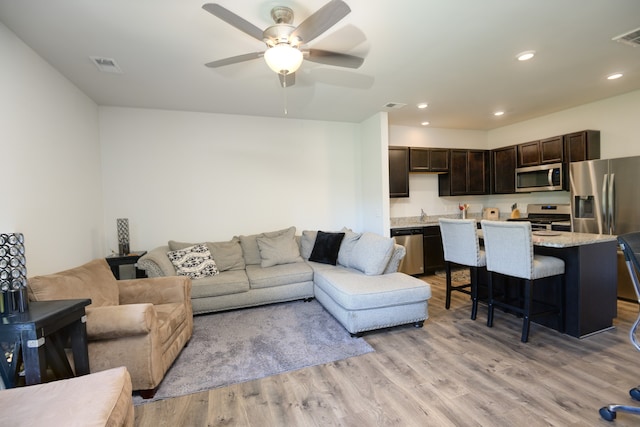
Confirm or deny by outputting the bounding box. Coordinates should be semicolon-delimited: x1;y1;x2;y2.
391;228;424;275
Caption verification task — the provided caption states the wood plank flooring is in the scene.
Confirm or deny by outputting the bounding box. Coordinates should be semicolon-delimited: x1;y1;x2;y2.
134;272;640;426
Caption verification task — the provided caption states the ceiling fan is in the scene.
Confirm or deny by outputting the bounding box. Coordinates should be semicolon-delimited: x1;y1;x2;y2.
202;0;365;87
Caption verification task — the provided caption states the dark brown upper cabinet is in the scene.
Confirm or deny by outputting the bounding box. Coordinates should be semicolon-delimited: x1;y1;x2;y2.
492;145;517;194
439;149;489;196
517;140;541;167
539;136;564;164
518;136;564;168
564;130;600;163
389;146;409;198
409;148;449;172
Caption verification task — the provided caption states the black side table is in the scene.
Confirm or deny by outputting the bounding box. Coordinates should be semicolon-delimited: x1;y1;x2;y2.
0;299;91;387
105;251;147;279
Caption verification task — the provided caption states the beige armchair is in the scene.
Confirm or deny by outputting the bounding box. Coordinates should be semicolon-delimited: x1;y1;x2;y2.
28;258;193;398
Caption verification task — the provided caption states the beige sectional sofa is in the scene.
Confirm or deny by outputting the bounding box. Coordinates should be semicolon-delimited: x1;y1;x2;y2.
138;226;432;335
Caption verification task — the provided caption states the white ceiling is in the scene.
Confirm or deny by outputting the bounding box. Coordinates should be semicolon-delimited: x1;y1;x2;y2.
1;0;640;130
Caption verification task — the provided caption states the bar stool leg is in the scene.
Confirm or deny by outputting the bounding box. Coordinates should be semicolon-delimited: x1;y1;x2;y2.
521;279;533;343
471;267;478;320
487;271;495;327
445;261;453;309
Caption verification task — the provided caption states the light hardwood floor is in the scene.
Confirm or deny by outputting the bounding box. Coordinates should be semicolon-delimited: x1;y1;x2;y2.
135;273;640;426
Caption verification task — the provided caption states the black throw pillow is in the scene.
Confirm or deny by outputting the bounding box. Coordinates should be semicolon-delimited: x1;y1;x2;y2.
309;231;345;265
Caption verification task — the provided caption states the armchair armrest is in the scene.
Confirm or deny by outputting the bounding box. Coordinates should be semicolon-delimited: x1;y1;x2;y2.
117;276;192;306
136;246;176;277
86;304;156;340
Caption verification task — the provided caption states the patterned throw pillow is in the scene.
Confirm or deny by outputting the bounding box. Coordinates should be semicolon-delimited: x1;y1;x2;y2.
167;244;219;279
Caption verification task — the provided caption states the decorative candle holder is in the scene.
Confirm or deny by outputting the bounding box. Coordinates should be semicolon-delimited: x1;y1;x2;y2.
117;218;130;255
0;233;28;314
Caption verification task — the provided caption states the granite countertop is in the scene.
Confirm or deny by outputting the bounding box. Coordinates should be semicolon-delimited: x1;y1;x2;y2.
391;213;510;229
477;229;617;248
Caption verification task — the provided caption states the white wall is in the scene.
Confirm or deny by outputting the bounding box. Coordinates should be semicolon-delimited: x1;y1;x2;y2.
0;22;104;275
99;107;365;251
359;112;390;236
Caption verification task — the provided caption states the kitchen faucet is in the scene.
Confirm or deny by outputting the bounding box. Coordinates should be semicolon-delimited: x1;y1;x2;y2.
420;209;427;222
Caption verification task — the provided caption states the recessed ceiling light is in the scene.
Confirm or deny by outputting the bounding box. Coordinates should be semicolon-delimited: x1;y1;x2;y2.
494;111;505;116
417;102;428;109
607;72;623;80
421;121;430;126
516;51;535;61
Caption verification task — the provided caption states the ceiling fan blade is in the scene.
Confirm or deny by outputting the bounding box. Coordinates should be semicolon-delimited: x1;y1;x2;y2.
202;3;264;42
205;52;264;68
278;72;296;88
291;0;351;44
305;49;364;69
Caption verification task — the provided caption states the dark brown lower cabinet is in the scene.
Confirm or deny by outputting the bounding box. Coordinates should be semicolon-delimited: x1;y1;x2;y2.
424;226;445;274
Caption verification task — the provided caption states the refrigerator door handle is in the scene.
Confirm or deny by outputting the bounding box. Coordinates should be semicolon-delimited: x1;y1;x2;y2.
609;173;615;234
602;173;609;232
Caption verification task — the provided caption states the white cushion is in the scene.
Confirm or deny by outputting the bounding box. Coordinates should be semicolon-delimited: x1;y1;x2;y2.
349;232;394;275
167;244;219;279
256;231;303;268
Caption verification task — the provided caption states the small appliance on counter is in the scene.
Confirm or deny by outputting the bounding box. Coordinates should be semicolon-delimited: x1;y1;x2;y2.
510;203;520;219
482;208;500;220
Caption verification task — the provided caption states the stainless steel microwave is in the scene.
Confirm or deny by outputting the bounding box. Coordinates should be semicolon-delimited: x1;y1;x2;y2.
515;162;564;192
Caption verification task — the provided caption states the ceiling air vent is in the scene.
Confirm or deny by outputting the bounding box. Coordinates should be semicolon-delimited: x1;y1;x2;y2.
612;27;640;47
383;102;407;109
90;56;123;73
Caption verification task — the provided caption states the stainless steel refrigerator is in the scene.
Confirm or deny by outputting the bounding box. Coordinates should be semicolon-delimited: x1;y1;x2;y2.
571;156;640;300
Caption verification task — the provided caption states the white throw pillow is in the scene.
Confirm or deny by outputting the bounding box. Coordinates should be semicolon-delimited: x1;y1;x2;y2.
349;232;395;275
337;228;362;267
167;244;219;279
256;232;303;268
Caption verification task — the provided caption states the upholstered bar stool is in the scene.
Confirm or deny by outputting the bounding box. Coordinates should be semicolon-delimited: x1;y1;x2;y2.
480;220;565;343
438;218;486;320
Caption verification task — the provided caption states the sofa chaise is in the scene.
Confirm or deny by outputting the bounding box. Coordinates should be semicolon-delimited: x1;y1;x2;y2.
138;226;432;335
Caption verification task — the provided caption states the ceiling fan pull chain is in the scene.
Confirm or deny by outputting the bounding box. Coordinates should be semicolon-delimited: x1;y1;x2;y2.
283;83;288;115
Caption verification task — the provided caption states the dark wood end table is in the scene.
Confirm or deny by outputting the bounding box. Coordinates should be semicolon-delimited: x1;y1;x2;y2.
0;298;91;388
106;250;147;279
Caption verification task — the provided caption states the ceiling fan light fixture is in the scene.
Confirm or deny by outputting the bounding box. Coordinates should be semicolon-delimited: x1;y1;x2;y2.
264;44;303;75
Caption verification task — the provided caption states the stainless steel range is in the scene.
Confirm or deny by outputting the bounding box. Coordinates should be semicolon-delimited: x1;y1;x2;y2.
507;204;571;231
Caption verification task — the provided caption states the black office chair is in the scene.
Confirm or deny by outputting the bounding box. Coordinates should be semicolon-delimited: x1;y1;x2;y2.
600;232;640;421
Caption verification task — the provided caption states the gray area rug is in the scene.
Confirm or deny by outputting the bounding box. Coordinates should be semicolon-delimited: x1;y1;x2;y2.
133;299;374;405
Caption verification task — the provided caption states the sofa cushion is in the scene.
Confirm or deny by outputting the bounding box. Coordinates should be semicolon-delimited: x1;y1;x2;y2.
238;226;296;265
337;228;362;267
314;268;431;310
0;366;134;427
28;258;119;307
246;263;313;289
300;230;318;259
168;239;245;272
207;238;246;271
167;244;219;279
349;232;395;275
256;230;303;268
309;231;345;265
190;269;250;298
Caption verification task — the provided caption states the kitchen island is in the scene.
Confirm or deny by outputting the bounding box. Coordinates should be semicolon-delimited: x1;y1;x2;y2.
479;229;618;338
